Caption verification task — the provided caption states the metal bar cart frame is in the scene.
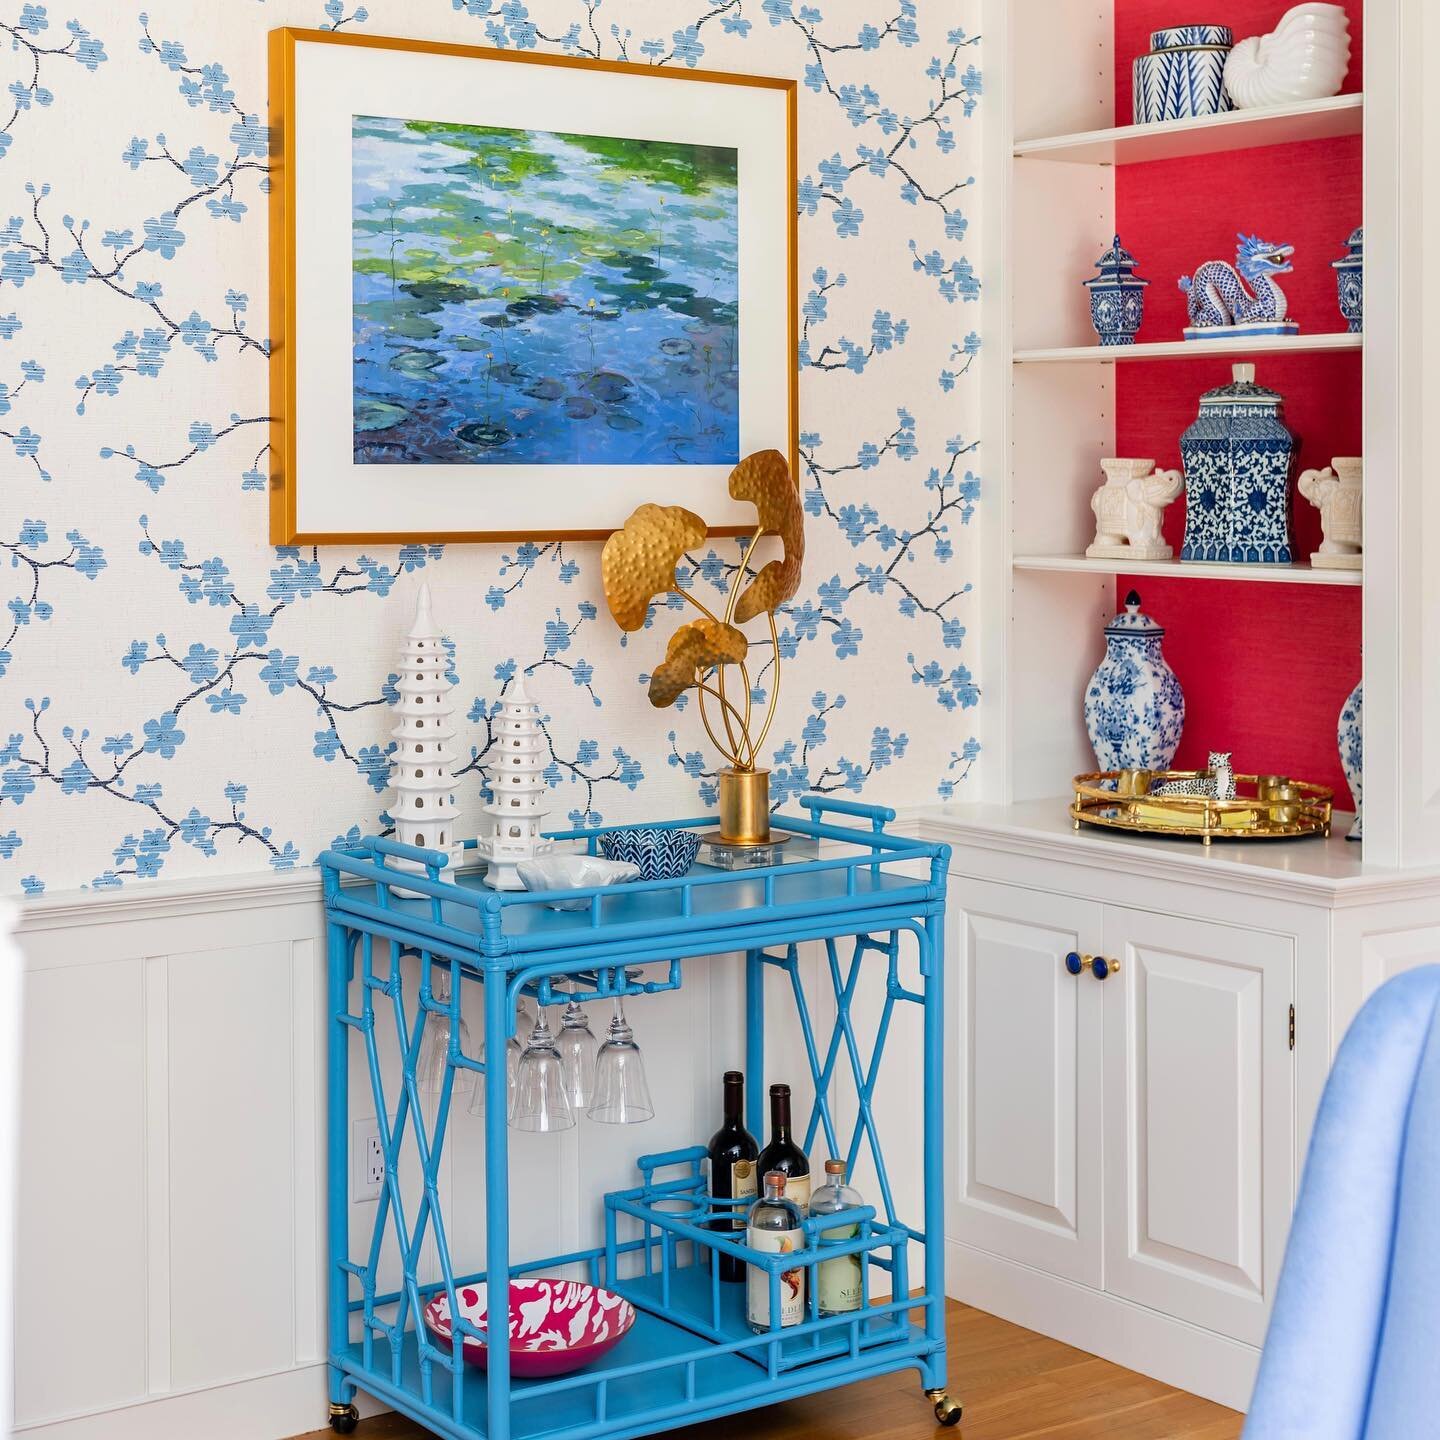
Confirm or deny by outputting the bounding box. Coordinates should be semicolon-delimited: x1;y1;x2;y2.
319;795;958;1440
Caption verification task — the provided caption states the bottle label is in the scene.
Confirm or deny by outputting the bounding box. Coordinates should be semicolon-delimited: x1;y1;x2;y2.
730;1160;758;1227
785;1173;810;1211
747;1226;805;1329
818;1221;863;1314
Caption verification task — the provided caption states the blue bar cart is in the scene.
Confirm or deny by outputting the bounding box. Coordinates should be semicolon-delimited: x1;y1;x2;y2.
318;795;958;1439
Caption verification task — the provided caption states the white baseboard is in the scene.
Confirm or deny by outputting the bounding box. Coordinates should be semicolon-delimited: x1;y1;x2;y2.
945;1238;1259;1413
10;1362;393;1440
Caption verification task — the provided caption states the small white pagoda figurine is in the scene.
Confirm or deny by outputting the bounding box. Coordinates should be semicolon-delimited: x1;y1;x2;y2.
389;584;463;877
474;670;552;890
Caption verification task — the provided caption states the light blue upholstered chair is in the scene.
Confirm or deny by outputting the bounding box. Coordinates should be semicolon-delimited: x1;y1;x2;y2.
1245;964;1440;1439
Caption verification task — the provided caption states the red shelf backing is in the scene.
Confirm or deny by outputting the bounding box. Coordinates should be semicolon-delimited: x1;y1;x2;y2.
1111;2;1363;807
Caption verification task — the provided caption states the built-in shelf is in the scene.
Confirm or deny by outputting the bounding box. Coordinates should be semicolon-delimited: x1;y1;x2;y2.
1013;554;1362;587
1014;93;1363;166
1015;333;1362;364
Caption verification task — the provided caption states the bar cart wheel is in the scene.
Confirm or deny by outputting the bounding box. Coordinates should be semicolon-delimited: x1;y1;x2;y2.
927;1388;963;1427
328;1401;360;1434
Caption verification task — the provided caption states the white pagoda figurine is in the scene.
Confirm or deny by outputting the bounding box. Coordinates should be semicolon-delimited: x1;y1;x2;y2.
475;670;552;889
388;584;463;877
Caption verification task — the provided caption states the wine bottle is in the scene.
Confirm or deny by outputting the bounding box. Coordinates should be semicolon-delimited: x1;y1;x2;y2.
707;1070;760;1283
756;1083;810;1210
746;1171;805;1332
809;1157;864;1315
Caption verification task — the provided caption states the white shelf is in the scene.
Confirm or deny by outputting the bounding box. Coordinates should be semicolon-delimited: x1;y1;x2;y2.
1015;333;1362;364
1014;93;1363;166
1013;554;1362;587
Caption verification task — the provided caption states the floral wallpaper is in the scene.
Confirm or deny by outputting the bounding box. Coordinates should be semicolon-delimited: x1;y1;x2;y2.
0;0;982;895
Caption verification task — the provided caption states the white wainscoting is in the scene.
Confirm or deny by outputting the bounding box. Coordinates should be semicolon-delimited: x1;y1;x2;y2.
11;866;916;1440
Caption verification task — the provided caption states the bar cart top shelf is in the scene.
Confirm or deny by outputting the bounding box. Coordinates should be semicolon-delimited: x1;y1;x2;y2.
320;796;949;966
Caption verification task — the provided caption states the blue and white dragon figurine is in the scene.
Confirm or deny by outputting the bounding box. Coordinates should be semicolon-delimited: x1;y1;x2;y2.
1179;234;1298;339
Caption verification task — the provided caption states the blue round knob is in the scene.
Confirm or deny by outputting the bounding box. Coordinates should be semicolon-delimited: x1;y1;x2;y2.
1065;951;1083;975
1092;955;1110;980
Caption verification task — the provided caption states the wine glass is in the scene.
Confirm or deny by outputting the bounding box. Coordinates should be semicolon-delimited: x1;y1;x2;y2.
556;988;598;1110
587;985;653;1125
468;995;536;1118
415;969;473;1099
509;1009;575;1132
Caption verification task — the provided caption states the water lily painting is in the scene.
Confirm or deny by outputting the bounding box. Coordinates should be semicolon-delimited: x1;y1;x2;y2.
271;30;794;543
351;118;740;468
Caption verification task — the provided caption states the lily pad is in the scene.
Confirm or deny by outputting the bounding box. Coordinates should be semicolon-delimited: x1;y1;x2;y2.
659;336;694;357
522;377;566;401
355;399;408;432
391;348;445;377
456;421;514;448
582;370;633;404
564;396;599;420
606;412;644;432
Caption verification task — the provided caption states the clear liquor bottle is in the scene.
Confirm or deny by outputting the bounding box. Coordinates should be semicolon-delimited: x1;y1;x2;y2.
809;1157;864;1315
745;1171;806;1332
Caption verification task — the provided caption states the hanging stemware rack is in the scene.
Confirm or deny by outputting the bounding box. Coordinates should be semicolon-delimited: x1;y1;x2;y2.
319;795;957;1440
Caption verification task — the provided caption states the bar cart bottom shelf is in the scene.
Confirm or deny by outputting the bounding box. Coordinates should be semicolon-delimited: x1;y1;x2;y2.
336;1295;936;1440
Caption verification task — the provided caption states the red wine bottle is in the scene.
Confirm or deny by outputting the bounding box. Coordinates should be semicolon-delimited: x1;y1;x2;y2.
756;1083;810;1211
707;1071;760;1282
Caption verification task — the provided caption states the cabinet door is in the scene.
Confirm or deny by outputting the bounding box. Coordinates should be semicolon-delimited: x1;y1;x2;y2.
1102;907;1295;1345
949;878;1103;1287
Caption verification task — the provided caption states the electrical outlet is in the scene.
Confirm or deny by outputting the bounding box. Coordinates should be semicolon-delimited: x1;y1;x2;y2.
353;1118;386;1203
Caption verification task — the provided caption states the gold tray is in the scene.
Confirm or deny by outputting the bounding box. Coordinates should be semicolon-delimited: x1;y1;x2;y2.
1071;770;1333;845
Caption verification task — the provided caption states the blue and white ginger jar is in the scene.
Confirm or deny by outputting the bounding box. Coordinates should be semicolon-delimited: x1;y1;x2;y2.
1084;235;1149;346
1337;680;1362;841
1179;363;1296;564
1332;226;1363;334
1133;25;1235;124
1084;589;1186;772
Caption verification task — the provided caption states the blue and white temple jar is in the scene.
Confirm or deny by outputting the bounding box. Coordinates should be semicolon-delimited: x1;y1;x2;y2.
1084;590;1186;772
1338;680;1362;841
1133;25;1235;124
1083;235;1149;346
1332;226;1363;333
1179;363;1296;564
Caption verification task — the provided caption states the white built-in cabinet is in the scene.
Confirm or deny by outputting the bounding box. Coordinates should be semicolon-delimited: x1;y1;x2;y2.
919;805;1440;1411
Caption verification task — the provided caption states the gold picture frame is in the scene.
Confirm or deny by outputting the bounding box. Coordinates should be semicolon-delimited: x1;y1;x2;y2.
267;27;798;545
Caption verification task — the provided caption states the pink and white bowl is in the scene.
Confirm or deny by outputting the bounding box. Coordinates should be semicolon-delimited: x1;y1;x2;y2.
422;1279;637;1378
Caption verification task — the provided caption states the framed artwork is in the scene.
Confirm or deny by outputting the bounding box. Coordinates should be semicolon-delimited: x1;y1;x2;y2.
267;28;797;544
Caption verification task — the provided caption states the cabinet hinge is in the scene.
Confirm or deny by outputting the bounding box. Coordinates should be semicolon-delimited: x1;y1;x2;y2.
1288;1003;1296;1051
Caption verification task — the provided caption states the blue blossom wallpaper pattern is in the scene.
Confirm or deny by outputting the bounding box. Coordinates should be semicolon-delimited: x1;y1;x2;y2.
0;0;982;895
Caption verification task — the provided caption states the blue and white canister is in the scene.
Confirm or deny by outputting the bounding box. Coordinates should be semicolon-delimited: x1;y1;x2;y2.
1084;589;1186;773
1133;25;1235;124
1337;681;1362;840
1083;235;1149;346
1179;364;1296;564
1332;226;1363;334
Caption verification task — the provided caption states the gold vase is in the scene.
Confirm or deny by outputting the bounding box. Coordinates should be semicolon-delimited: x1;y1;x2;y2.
718;768;772;845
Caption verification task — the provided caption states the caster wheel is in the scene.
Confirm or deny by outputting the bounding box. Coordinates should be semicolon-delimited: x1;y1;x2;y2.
931;1392;963;1427
329;1402;360;1435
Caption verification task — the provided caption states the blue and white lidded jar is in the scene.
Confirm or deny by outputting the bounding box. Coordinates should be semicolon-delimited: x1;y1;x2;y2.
1332;226;1363;333
1083;235;1150;346
1179;363;1296;564
1133;25;1235;124
1084;589;1186;773
1337;681;1362;841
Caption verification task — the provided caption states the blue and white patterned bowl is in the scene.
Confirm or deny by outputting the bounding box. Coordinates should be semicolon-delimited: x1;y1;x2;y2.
598;827;701;880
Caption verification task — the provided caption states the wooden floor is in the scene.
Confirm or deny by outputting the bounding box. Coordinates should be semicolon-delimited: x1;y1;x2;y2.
295;1302;1243;1440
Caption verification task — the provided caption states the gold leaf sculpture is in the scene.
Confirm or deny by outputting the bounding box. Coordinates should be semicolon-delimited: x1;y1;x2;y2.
729;448;805;624
601;503;707;632
601;451;803;786
649;619;749;707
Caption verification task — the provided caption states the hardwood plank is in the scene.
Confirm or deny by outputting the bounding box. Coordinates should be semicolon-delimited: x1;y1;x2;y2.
290;1302;1242;1440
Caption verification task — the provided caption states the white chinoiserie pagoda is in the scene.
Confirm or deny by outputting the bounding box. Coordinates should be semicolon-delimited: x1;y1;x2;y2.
388;584;463;874
475;670;552;890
